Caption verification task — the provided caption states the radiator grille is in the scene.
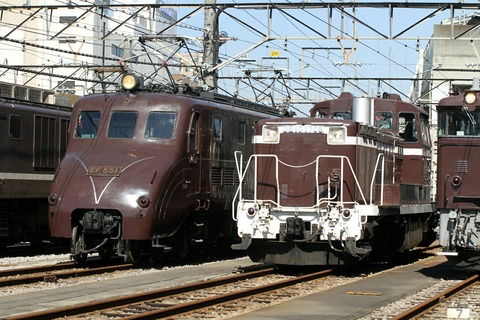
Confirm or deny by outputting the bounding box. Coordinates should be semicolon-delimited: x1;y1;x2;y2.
211;167;222;186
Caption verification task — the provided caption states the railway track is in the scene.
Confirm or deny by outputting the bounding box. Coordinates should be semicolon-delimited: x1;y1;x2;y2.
5;266;334;319
392;274;480;319
0;260;132;287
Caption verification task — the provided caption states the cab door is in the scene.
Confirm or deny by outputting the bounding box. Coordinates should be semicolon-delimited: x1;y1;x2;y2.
187;111;211;194
0;111;8;172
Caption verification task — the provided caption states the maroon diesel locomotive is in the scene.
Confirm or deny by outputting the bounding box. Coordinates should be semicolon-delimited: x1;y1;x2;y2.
48;74;280;263
437;81;480;269
232;93;436;265
0;97;70;249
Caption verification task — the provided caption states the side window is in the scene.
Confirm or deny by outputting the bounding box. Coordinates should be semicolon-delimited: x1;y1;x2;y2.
420;116;430;145
399;112;418;143
374;111;393;129
107;111;137;138
9;114;21;140
213;116;222;141
238;121;246;145
333;111;351;120
145;112;176;139
60;118;69;159
75;111;101;138
188;112;199;152
34;115;56;169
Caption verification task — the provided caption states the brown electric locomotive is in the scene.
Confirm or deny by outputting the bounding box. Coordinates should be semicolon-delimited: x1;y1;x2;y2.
48;74;281;263
437;80;480;269
232;93;436;265
0;96;70;250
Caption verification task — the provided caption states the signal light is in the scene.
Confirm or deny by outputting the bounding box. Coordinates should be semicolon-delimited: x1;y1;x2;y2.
48;194;58;205
342;209;352;219
451;176;462;187
137;195;151;208
247;207;256;216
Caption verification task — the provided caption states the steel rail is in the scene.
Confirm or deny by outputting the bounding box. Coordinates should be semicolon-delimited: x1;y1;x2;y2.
392;274;480;320
5;267;278;320
0;262;131;287
121;268;334;320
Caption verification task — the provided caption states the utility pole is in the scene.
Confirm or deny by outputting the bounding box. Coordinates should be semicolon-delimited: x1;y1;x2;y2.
201;0;220;91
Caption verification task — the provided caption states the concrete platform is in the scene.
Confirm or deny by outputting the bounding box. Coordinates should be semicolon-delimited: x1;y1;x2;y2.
0;257;256;318
236;255;455;320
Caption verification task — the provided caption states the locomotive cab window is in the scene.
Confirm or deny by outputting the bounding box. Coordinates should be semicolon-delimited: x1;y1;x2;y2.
213;116;223;141
9;114;21;140
145;112;176;139
374;112;393;129
188;112;199;152
398;112;418;143
108;111;137;139
420;116;431;145
238;121;246;145
313;110;328;118
75;111;101;138
333;111;351;120
438;108;480;136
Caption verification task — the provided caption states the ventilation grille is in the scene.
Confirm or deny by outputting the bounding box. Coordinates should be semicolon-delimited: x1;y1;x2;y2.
457;160;468;173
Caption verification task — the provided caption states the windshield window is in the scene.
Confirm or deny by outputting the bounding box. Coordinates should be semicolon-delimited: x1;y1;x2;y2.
438;108;480;136
108;111;137;138
145;112;176;139
374;111;393;130
75;111;101;138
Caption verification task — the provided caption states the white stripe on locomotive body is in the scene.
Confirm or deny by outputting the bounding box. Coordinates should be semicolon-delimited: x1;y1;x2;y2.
403;148;430;156
0;172;54;181
253;127;402;154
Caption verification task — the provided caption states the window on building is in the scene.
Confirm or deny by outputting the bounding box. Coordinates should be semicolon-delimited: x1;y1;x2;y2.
58;36;77;44
112;44;124;58
57;81;75;94
59;16;77;24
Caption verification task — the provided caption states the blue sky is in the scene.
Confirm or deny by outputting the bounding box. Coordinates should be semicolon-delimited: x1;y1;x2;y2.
164;1;480;114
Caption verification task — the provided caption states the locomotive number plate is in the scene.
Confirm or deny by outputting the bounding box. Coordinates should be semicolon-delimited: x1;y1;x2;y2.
87;166;122;177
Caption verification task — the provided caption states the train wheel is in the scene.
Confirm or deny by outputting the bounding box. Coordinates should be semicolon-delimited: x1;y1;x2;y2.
125;240;142;264
71;226;87;264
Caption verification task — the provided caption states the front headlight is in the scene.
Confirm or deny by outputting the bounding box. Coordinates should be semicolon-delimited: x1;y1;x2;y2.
263;125;279;143
328;127;345;144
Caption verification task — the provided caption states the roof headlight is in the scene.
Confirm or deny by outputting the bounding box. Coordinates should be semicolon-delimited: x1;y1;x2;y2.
328;127;346;144
121;74;141;92
263;125;279;143
464;91;477;105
